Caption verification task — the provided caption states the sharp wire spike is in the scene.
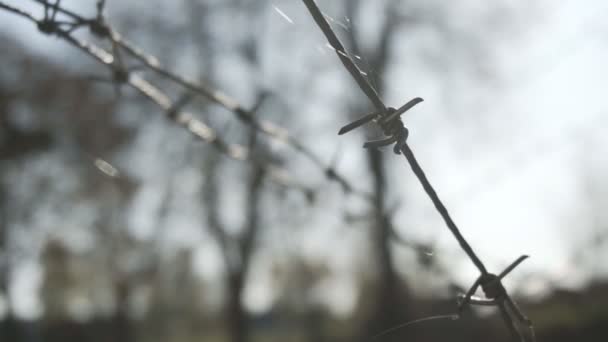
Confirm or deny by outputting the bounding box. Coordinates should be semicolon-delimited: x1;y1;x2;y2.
338;112;378;135
499;255;529;279
383;97;423;123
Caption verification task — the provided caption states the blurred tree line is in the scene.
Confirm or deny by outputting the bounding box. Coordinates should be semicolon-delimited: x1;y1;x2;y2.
1;0;608;342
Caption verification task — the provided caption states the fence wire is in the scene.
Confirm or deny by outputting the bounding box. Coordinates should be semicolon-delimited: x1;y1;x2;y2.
1;0;376;203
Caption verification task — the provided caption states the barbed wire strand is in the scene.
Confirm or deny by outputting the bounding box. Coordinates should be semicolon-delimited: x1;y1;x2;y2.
1;0;435;258
26;0;370;200
25;0;443;255
300;0;535;341
0;1;327;198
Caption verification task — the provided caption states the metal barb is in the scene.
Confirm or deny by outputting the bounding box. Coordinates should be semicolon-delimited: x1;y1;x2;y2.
338;112;378;135
37;0;75;35
499;255;529;279
339;98;421;154
457;256;533;341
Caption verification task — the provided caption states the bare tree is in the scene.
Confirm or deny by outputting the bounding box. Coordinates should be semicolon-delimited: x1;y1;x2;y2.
202;147;266;342
340;1;415;338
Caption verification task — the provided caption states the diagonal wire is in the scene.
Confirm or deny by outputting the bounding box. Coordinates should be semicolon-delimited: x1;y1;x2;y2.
301;0;487;274
27;0;370;200
1;0;486;308
2;1;439;257
0;2;319;196
399;143;486;273
301;0;386;112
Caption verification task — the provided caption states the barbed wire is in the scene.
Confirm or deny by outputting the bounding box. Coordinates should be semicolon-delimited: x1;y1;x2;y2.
1;1;439;259
300;0;536;341
0;0;383;205
23;0;375;201
0;3;263;173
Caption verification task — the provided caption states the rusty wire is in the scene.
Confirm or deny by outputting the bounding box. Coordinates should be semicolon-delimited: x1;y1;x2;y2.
301;0;535;340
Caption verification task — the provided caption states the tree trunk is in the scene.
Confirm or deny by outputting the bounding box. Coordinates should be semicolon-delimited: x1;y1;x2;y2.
0;176;17;342
227;272;247;342
112;279;133;342
364;149;411;341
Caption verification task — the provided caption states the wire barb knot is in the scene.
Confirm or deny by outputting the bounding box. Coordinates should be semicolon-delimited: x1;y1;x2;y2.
338;97;423;154
457;255;534;341
458;255;529;310
88;17;110;38
366;106;410;154
479;273;506;300
37;0;68;35
37;19;59;34
88;0;110;38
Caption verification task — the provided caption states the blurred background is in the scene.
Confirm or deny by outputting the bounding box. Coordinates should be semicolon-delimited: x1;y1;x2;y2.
1;0;608;341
